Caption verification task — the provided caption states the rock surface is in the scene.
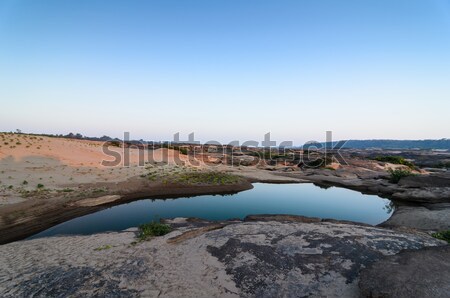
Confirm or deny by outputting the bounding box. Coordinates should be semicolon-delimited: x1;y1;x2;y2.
380;203;450;230
0;218;446;297
359;245;450;298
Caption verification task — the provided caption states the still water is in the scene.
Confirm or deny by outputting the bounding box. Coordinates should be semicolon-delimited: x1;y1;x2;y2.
29;183;393;239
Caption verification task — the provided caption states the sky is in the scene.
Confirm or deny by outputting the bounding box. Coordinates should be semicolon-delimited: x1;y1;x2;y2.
0;0;449;145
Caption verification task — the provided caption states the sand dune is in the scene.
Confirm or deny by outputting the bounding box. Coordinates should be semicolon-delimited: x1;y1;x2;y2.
0;133;189;205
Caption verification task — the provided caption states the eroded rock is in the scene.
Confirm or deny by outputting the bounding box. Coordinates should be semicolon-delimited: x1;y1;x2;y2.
0;219;445;297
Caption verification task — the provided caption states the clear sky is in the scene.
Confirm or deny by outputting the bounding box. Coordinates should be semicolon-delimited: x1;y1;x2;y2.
1;0;449;144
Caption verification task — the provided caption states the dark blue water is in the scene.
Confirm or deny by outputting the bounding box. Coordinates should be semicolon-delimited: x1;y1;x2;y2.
29;183;393;239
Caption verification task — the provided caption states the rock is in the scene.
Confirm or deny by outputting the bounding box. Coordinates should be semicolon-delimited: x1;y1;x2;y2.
398;174;450;188
244;214;321;223
392;187;450;203
359;245;450;298
379;204;450;230
70;195;121;207
0;219;444;297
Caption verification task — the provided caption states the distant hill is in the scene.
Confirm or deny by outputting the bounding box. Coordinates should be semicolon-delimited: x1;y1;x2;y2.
303;139;450;150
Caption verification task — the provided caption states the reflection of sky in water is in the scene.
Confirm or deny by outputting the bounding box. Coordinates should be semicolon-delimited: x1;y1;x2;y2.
30;183;393;239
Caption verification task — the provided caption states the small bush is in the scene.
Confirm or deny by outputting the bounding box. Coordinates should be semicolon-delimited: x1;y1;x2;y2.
302;155;334;168
431;230;450;243
138;222;171;240
22;180;28;185
37;183;44;189
108;141;121;147
374;156;414;168
388;168;413;183
178;147;188;155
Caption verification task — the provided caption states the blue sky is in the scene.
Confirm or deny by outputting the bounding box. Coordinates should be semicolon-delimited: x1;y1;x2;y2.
0;0;449;144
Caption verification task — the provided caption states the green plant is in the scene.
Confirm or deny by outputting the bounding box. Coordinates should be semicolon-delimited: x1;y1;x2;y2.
388;168;414;183
431;230;450;243
303;155;333;168
138;222;171;240
175;171;240;185
22;180;28;185
92;188;106;194
94;244;112;251
374;156;414;168
108;141;121;147
178;147;188;155
37;183;44;189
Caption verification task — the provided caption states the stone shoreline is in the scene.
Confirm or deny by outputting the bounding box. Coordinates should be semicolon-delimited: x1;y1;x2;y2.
0;216;447;297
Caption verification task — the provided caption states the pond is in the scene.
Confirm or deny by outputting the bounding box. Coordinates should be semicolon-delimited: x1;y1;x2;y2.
28;183;393;239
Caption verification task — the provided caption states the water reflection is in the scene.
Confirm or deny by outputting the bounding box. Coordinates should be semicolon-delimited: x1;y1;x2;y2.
29;183;394;239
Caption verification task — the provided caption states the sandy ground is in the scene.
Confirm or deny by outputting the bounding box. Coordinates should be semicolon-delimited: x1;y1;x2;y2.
0;133;196;205
0;133;295;206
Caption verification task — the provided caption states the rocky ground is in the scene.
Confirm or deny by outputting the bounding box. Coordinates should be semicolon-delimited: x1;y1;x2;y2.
271;159;450;231
0;216;447;297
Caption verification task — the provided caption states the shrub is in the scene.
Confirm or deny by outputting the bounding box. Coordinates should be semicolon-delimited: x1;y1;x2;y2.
374;156;414;168
178;147;188;155
388;168;413;183
37;183;44;189
302;155;334;168
108;141;121;147
22;180;28;185
431;230;450;243
138;222;171;240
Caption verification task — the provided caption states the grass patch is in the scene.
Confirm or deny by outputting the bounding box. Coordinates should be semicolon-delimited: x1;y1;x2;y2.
431;230;450;243
144;166;241;185
388;168;414;183
94;244;112;251
138;222;171;240
92;188;106;194
175;171;240;185
374;156;414;168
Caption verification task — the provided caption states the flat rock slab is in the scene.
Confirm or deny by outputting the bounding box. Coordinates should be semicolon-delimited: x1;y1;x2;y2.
0;221;446;297
380;204;450;230
359;245;450;298
70;195;121;207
